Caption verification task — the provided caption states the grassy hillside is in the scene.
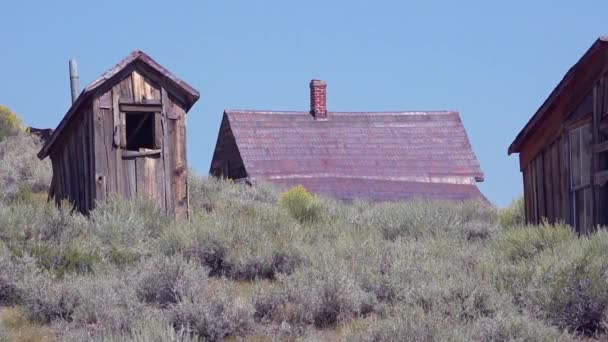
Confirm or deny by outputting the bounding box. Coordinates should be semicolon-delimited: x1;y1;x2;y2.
0;132;605;341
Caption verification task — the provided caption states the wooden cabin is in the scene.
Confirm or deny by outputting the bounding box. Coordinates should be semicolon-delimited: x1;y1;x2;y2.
38;51;200;219
509;37;608;233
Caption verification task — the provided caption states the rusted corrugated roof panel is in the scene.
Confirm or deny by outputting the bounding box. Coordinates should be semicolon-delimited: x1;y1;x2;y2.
269;177;485;202
222;109;485;201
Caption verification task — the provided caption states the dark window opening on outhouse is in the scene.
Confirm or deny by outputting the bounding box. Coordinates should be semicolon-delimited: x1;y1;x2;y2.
125;112;155;151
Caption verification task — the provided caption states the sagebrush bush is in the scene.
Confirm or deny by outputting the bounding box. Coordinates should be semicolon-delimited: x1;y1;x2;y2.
169;278;255;341
351;200;496;241
0;132;51;198
0;243;22;306
344;306;572;342
188;173;278;214
64;321;200;342
0;105;24;141
498;196;526;227
135;255;207;308
495;223;574;262
279;185;323;224
521;231;608;335
0;173;594;340
88;196;171;266
69;271;143;334
158;202;303;281
21;274;80;324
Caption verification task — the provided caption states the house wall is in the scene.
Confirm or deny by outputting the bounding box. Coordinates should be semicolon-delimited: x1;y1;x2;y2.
520;71;608;232
522;136;568;225
209;114;247;179
92;67;189;219
48;103;95;214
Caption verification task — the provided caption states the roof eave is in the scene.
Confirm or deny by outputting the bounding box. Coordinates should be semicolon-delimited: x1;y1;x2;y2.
508;37;608;155
38;50;200;159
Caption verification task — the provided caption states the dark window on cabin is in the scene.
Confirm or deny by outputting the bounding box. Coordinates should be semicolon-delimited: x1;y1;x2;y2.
569;123;592;232
125;112;155;150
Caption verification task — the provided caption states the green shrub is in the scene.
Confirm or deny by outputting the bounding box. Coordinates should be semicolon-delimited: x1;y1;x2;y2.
254;259;378;329
279;186;323;224
135;256;206;308
160;203;303;281
344;306;573;342
70;271;143;334
64;321;200;342
520;232;608;335
88;196;171;265
21;275;80;324
495;223;574;262
352;200;496;241
0;132;51;199
0;244;22;306
0;105;24;141
498;196;526;227
188;173;278;215
169;278;255;341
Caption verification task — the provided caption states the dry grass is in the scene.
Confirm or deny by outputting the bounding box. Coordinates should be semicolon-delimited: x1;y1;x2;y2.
0;139;596;341
0;307;56;342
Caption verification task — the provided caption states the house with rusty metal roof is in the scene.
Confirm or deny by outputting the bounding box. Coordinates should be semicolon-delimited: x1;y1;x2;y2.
209;80;485;201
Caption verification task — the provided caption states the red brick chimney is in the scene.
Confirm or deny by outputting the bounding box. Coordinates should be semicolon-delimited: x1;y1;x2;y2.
310;79;327;119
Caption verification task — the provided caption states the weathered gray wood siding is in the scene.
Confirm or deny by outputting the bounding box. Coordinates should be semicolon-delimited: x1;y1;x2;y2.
48;103;95;214
522;72;608;232
91;68;189;219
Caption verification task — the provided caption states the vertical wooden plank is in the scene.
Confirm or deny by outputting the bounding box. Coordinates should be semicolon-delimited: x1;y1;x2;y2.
144;156;160;202
154;112;162;149
125;158;137;199
173;103;188;220
592;82;600;228
552;141;561;221
161;88;174;215
66;136;76;210
561;132;571;226
101;108;116;195
537;155;546;222
523;171;528;223
57;151;67;205
51;156;62;205
120;111;127;149
82;110;91;212
183;110;189;219
119;75;134;102
112;86;126;198
74;123;85;213
87;108;96;210
93;98;108;203
99;91;112;108
112;86;121;147
135;157;146;198
61;146;72;206
544;149;554;223
531;159;538;224
156;154;164;210
143;75;161;101
132;70;145;102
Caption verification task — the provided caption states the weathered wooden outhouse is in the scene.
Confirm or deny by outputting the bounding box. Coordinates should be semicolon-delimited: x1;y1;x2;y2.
38;51;199;219
509;37;608;233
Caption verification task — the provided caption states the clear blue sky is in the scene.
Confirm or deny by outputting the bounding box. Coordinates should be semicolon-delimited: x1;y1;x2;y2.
1;0;607;207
